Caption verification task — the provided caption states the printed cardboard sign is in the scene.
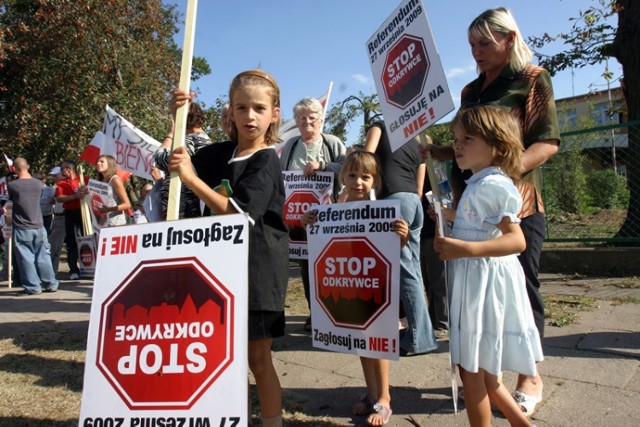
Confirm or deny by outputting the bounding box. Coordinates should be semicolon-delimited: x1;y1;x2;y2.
307;200;401;360
79;214;249;425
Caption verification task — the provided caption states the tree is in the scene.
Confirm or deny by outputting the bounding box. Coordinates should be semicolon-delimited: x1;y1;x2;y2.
528;0;640;241
325;92;380;145
0;0;210;174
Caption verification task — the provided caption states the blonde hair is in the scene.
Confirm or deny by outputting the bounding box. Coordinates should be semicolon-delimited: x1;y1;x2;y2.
468;7;532;71
339;150;381;194
228;70;281;146
97;155;118;182
451;105;524;182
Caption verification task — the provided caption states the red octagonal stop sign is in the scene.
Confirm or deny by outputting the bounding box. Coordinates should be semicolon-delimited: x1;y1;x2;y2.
284;190;319;243
382;34;430;109
97;257;234;410
314;237;391;329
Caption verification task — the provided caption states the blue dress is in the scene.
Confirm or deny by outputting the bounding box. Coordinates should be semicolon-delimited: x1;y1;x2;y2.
449;167;543;376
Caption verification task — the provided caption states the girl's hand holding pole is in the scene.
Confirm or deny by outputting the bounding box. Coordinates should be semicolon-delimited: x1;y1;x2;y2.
168;146;195;184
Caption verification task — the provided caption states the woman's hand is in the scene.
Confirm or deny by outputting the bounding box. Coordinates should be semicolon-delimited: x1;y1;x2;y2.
419;144;454;162
303;161;321;176
301;209;318;227
168;146;195;184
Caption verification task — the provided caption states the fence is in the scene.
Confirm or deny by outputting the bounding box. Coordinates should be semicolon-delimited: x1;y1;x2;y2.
542;120;640;246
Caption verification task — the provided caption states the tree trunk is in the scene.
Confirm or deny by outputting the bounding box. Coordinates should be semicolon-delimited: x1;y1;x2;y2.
614;0;640;242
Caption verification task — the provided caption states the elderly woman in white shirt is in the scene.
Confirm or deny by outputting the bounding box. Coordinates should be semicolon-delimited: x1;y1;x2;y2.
279;97;346;331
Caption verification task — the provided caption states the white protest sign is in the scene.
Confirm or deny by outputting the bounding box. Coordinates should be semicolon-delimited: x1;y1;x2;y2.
86;179;110;231
307;200;401;360
79;215;249;426
99;105;161;180
282;170;333;260
367;0;454;152
77;234;97;278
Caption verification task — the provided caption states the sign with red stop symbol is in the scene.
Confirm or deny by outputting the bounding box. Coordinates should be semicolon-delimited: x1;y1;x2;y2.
307;200;402;360
80;215;249;426
367;0;454;152
282;170;334;260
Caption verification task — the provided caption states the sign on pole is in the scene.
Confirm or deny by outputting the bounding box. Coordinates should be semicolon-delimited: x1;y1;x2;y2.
282;170;333;259
307;200;401;360
367;0;454;152
79;215;248;425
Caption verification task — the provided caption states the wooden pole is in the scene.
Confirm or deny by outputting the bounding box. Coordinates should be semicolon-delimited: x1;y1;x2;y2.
166;0;198;221
418;132;443;202
77;165;93;236
7;235;11;289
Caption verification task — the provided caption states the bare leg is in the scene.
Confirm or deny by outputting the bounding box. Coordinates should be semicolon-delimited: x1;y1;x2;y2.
365;358;391;426
459;367;492;427
516;369;543;396
248;338;282;422
354;357;377;415
485;371;530;427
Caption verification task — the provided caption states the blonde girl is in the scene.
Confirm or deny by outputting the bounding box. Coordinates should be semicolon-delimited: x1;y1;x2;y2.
169;70;288;427
435;105;543;427
302;150;408;426
95;155;131;227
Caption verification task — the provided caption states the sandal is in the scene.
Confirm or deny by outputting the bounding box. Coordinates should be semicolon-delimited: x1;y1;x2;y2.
512;389;542;417
367;402;392;426
352;393;374;416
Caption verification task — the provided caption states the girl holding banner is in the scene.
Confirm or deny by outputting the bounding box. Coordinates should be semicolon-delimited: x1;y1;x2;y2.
169;70;289;427
303;150;408;426
95;155;131;227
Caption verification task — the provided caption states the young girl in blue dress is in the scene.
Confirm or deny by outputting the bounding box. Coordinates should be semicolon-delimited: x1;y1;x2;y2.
169;70;289;427
435;105;543;426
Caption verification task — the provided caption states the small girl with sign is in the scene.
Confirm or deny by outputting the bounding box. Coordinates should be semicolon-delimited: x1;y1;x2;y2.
434;105;543;426
169;70;288;427
302;150;408;426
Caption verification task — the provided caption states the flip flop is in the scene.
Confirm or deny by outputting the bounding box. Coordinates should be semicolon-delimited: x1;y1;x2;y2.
352;393;374;416
512;389;543;417
367;402;392;426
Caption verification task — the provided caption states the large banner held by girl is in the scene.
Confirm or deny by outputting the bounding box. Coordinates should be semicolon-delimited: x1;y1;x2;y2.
307;200;401;360
282;170;333;259
79;214;249;425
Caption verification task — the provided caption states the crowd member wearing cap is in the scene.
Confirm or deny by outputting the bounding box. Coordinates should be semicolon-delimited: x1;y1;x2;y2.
48;166;66;276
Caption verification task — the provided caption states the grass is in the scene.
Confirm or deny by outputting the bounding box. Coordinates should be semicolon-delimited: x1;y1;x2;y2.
543;295;598;327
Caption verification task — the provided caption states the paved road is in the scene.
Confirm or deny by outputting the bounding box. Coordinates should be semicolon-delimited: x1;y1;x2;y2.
1;272;639;426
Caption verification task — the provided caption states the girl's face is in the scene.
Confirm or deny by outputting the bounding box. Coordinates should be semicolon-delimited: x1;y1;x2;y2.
343;167;375;201
469;30;512;76
230;84;279;145
96;157;108;173
452;124;495;174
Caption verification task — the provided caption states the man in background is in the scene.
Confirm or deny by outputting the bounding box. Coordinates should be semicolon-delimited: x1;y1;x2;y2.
8;157;58;295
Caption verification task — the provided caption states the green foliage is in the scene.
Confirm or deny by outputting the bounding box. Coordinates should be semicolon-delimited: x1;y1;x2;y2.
544;146;588;214
586;168;630;209
424;122;454;146
528;0;618;75
325;92;380;145
0;0;211;173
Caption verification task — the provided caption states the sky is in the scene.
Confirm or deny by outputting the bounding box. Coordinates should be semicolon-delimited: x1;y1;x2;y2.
169;0;622;145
